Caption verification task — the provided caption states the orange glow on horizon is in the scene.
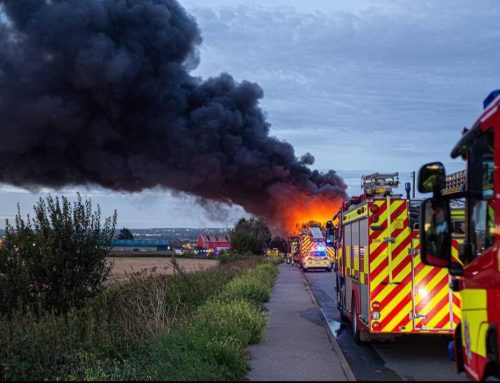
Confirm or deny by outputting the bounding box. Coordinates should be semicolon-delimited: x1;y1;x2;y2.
277;193;344;236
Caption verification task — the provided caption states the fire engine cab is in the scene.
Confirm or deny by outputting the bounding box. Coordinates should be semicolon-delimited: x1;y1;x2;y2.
417;89;500;381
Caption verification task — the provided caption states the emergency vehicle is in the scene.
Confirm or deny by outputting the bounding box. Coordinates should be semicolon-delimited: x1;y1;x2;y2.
334;172;462;343
416;89;500;381
298;223;333;272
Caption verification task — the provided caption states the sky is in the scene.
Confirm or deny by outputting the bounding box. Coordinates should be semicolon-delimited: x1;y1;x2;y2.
1;0;499;229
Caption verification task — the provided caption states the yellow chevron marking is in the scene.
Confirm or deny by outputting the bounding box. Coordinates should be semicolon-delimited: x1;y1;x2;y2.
416;283;449;319
373;262;411;303
327;247;335;262
392;261;411;283
413;262;438;287
371;265;389;288
425;304;453;330
413;269;449;308
370;242;387;272
379;265;412;308
371;234;412;289
415;263;449;293
382;298;413;332
453;293;461;312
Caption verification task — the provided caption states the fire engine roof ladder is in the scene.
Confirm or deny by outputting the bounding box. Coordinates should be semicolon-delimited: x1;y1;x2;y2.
385;195;394;283
361;172;399;197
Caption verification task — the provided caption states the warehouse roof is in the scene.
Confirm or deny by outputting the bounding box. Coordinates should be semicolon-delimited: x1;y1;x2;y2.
112;239;169;247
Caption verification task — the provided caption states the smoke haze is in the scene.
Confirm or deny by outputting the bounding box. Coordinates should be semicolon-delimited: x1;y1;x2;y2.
0;0;347;233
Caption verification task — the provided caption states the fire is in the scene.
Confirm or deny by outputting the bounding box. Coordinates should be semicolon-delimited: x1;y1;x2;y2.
276;193;344;235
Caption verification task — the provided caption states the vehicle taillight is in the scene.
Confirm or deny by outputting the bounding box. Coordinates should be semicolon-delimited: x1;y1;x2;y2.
370;204;379;213
372;301;381;310
370;213;379;223
372;321;381;330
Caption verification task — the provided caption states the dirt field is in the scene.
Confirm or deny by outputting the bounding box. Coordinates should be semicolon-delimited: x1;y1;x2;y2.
107;257;219;284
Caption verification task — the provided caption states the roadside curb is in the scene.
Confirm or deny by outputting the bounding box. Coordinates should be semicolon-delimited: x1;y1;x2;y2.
298;267;357;381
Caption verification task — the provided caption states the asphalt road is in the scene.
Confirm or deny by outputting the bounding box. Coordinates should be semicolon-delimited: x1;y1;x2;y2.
297;265;469;381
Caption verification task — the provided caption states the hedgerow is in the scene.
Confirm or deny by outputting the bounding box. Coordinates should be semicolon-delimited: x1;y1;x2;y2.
0;257;278;381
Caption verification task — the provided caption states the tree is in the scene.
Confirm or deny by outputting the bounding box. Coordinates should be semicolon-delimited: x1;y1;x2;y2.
230;217;272;255
270;236;287;253
118;227;134;240
0;193;117;317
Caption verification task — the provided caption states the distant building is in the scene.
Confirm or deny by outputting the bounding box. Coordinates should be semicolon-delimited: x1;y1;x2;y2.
197;233;231;252
111;239;169;252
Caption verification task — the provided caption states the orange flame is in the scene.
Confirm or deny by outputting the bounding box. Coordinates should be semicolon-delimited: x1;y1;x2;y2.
275;193;344;236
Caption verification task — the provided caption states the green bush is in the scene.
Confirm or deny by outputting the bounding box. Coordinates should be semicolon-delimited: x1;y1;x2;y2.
218;276;271;306
0;194;117;317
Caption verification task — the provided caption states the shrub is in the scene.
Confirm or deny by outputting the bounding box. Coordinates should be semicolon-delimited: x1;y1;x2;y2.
0;193;117;316
218;276;271;306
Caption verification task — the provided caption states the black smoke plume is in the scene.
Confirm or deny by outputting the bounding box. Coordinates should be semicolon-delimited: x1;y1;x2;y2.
0;0;347;232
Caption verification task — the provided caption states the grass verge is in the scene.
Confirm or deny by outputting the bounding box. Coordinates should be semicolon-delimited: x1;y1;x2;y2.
0;256;279;381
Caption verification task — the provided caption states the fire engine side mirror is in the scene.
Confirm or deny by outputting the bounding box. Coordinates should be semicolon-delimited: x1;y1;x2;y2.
418;162;446;194
419;198;452;268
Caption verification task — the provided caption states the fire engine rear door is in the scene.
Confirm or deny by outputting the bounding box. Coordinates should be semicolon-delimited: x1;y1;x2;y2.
410;233;456;332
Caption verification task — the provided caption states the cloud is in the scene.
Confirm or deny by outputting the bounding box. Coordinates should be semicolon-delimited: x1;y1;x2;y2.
184;0;499;175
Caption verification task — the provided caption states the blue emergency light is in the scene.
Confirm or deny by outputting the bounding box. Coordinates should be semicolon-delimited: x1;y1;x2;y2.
483;89;500;109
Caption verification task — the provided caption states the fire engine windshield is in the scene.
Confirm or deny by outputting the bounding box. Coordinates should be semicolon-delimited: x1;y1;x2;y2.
468;129;494;260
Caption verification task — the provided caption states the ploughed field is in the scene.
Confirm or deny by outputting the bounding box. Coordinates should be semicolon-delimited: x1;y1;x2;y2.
106;256;219;284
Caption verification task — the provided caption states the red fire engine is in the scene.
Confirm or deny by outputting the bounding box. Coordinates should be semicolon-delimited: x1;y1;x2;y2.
417;89;500;381
334;172;462;343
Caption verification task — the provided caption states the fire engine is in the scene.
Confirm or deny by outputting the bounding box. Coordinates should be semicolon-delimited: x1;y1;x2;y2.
416;89;500;381
334;172;462;343
298;222;333;272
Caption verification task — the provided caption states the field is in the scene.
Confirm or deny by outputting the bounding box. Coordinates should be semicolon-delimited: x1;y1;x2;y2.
107;256;219;284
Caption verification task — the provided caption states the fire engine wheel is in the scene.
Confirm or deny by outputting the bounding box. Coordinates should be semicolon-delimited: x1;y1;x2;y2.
352;299;361;344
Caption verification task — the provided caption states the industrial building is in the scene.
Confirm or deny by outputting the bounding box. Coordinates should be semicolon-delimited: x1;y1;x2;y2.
111;239;169;252
197;233;231;252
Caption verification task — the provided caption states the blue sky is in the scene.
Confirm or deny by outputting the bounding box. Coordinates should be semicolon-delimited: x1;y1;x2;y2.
1;0;499;228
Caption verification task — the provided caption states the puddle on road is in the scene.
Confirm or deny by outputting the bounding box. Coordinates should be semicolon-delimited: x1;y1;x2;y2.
320;308;342;338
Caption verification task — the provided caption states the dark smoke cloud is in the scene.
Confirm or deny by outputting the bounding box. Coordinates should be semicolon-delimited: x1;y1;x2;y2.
0;0;347;231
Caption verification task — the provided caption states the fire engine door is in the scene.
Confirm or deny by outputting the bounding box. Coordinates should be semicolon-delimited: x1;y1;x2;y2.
410;236;455;331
